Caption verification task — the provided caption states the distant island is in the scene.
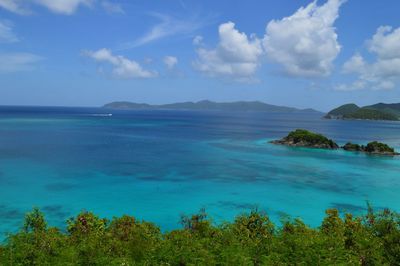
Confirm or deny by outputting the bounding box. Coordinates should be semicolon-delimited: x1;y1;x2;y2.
103;100;320;113
325;103;400;121
271;129;399;156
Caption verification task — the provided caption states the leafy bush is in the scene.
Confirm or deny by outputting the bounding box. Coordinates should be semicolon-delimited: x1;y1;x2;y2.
1;207;400;265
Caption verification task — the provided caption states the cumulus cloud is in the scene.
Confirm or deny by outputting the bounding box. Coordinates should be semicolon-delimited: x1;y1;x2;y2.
0;20;18;43
83;48;157;79
0;0;93;15
193;21;263;82
0;52;42;72
368;26;400;59
339;26;400;91
163;56;178;70
263;0;344;77
342;53;365;74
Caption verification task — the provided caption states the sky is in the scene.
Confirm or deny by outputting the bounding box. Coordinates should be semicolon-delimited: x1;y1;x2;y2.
0;0;400;111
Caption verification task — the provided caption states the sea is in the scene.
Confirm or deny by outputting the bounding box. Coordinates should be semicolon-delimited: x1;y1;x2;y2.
0;106;400;238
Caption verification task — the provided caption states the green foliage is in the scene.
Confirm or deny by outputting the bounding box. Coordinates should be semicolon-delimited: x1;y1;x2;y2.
364;141;395;153
23;207;47;233
342;142;363;151
343;108;399;121
1;207;400;265
285;129;338;148
325;103;360;118
364;103;400;116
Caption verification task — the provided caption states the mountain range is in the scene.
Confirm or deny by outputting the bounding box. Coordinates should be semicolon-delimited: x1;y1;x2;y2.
103;100;320;113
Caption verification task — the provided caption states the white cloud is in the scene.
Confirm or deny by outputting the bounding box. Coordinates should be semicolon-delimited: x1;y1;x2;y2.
33;0;93;15
263;0;344;77
0;20;18;43
340;26;400;91
193;21;263;82
101;0;124;14
0;52;42;72
0;0;93;15
83;48;157;79
193;35;203;45
342;53;365;74
0;0;30;15
122;13;211;48
335;80;366;91
368;26;400;60
163;56;178;70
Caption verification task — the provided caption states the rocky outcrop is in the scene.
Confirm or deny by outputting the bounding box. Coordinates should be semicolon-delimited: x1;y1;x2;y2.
342;141;399;155
270;129;339;149
363;141;399;156
342;143;363;152
272;130;399;156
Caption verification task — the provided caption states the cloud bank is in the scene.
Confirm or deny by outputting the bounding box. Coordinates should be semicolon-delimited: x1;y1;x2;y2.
193;0;345;82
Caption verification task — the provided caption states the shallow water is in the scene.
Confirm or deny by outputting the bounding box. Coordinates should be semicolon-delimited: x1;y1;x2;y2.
0;106;399;238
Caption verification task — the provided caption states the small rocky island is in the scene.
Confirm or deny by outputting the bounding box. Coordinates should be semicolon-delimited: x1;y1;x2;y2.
343;141;399;155
270;129;339;149
271;129;399;156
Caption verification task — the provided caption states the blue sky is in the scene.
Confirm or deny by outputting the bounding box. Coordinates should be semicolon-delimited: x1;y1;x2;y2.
0;0;400;111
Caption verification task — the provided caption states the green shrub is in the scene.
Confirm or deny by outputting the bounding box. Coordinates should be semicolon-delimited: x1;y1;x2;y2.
1;206;400;265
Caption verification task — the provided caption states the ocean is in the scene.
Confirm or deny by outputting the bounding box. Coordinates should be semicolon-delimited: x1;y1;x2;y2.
0;106;400;238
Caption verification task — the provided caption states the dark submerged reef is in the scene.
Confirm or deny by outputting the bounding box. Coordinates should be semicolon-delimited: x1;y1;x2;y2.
1;206;400;265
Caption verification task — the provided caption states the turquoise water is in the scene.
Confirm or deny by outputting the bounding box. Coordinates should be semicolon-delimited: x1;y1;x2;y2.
0;106;400;238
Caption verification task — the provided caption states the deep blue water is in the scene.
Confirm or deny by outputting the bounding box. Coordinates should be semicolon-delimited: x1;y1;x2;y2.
1;106;400;238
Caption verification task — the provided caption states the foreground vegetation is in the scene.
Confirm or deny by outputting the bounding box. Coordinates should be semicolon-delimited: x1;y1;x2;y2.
1;206;400;265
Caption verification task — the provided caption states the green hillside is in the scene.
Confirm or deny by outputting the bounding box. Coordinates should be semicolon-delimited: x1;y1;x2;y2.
343;108;399;121
324;103;360;118
325;103;400;121
364;103;400;116
103;100;321;113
